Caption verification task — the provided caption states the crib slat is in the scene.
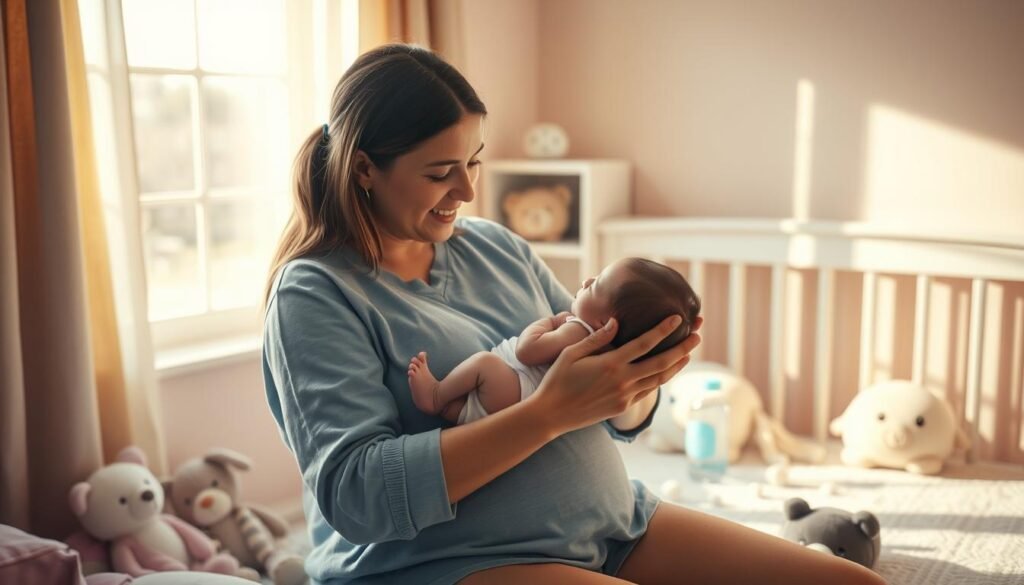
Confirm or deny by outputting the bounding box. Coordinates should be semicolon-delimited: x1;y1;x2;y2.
912;274;931;385
689;261;705;361
770;264;786;421
965;278;987;463
859;272;877;390
815;269;835;442
729;263;746;373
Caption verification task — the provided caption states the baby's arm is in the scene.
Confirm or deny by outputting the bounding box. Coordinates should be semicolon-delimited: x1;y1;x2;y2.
516;313;590;366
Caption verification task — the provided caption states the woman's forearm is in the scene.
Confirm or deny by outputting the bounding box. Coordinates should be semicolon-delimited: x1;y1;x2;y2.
439;398;559;503
608;388;658;432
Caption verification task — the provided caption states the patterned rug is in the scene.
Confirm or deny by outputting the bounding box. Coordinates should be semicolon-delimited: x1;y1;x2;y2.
617;438;1024;585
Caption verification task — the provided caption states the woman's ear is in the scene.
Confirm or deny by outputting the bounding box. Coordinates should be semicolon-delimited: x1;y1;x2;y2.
352;150;375;189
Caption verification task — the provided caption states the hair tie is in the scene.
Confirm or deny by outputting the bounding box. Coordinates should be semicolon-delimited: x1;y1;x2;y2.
321;123;329;143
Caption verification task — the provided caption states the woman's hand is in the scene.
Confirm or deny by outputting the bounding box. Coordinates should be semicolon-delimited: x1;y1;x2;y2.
528;315;703;436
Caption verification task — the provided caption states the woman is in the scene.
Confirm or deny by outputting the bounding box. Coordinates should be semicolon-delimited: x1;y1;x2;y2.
262;44;886;585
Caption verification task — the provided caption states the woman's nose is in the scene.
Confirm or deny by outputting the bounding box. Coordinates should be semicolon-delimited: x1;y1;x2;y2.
447;168;476;203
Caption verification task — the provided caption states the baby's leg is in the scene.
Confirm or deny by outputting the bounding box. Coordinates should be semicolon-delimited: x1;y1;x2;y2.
408;351;522;418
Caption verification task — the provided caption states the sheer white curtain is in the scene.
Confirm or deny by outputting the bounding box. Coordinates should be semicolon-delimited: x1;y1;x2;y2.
74;0;167;473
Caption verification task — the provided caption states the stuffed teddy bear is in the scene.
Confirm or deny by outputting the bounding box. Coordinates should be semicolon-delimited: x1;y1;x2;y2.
164;448;307;585
781;497;881;570
648;361;827;464
830;380;971;475
68;446;259;581
502;184;572;242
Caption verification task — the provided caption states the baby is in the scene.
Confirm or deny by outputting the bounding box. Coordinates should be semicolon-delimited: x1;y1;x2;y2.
408;257;702;424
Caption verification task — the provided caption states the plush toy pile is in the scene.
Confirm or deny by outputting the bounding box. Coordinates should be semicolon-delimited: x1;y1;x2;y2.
68;446;260;581
68;446;307;584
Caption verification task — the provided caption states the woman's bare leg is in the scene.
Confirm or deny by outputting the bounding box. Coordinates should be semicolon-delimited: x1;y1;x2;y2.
408;351;521;418
616;502;888;585
459;563;635;584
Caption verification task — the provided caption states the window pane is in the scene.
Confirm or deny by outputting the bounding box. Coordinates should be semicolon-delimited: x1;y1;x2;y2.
143;203;204;320
208;198;280;310
130;74;196;194
202;77;288;190
198;0;285;74
122;0;196;69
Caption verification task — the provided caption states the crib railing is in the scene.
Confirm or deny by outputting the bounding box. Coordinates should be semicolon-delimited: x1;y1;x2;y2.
600;218;1024;463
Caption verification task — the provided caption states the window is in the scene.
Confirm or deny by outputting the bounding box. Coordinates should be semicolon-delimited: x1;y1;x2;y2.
118;0;358;351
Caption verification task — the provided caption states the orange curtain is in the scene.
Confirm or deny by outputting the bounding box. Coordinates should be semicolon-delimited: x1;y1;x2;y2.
0;0;166;538
359;0;465;70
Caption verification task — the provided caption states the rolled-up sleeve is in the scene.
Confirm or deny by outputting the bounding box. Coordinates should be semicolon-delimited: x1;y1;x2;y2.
603;387;661;443
263;264;455;545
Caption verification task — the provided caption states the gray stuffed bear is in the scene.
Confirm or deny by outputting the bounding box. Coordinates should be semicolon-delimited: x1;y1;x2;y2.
781;498;881;570
164;448;307;585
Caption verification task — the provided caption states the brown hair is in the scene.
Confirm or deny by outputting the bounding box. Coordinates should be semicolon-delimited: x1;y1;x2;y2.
608;258;702;361
263;44;487;306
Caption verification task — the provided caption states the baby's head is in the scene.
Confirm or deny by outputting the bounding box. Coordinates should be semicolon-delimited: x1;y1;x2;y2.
571;257;701;360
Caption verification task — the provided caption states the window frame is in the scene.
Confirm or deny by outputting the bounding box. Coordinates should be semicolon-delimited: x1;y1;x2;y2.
124;0;357;356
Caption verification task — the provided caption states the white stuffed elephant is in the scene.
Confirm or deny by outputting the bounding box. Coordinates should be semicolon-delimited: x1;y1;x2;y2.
649;361;826;464
830;380;971;474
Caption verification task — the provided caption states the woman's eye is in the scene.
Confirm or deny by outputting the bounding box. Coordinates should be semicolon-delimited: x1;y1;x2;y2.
428;172;451;182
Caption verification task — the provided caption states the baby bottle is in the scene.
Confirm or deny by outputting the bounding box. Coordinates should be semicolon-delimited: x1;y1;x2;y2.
685;379;730;482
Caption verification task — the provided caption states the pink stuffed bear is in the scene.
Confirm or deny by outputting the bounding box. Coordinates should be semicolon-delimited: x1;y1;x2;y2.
68;446;259;581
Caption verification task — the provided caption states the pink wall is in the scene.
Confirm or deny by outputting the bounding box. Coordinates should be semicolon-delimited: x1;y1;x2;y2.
160;360;303;515
537;0;1024;231
533;0;1024;460
461;0;540;160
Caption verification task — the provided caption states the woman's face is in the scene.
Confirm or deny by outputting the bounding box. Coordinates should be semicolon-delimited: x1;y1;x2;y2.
365;114;485;244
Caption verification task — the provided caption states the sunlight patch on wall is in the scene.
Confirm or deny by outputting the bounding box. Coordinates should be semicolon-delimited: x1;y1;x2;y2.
792;79;816;221
862;105;1024;233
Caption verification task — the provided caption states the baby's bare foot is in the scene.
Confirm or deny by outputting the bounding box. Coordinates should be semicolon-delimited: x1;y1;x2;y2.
408;351;442;414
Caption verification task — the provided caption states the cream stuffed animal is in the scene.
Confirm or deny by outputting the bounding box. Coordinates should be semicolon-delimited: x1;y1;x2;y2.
830;380;971;474
649;361;826;464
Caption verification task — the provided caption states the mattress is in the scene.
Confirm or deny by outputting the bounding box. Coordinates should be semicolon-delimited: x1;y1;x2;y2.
617;438;1024;585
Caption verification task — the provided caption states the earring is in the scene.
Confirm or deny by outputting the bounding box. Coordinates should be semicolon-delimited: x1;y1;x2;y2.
362;187;371;200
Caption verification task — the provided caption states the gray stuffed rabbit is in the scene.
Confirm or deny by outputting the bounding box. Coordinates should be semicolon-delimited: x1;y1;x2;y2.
164;448;307;585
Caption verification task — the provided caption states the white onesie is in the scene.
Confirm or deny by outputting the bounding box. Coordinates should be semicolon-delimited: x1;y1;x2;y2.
457;316;597;424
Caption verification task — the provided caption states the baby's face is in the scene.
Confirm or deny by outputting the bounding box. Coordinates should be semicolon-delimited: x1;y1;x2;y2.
571;260;630;330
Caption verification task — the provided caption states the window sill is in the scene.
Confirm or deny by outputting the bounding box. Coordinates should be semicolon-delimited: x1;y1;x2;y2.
155;335;262;379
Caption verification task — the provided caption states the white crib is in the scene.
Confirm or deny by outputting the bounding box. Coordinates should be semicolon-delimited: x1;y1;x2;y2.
599;217;1024;464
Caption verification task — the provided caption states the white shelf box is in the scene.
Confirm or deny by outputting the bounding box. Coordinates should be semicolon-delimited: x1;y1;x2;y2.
482;159;632;290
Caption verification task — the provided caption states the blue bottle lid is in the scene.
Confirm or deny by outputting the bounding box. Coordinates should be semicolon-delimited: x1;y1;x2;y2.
705;379;722;391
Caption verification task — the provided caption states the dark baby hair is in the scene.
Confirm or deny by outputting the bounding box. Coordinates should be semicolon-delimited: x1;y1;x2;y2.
608;258;702;361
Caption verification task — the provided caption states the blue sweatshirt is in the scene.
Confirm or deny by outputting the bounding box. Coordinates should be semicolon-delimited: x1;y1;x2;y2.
262;217;660;585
